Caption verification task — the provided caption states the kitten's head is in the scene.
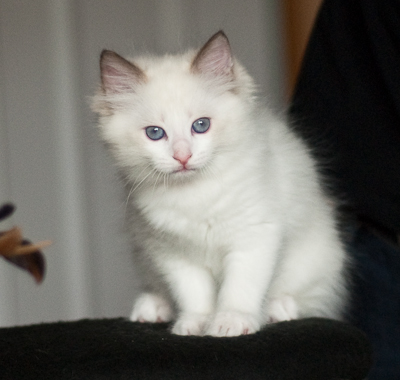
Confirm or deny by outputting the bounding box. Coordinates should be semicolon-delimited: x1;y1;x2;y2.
92;31;256;189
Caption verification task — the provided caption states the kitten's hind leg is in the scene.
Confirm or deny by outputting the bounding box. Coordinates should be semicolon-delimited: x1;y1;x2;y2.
266;295;299;323
130;293;174;323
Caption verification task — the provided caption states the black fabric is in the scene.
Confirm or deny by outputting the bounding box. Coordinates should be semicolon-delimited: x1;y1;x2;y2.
290;1;400;378
0;317;371;380
349;226;400;379
290;0;400;232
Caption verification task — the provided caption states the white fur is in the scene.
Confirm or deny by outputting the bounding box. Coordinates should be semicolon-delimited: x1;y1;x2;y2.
92;32;347;337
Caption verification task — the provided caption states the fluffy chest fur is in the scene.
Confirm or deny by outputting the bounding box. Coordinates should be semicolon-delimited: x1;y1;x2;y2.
134;150;278;258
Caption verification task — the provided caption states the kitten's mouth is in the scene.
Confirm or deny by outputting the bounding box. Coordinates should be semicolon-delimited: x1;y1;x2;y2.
172;167;196;175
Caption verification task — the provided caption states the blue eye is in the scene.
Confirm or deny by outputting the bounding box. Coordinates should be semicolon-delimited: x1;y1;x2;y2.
192;118;210;134
146;126;165;140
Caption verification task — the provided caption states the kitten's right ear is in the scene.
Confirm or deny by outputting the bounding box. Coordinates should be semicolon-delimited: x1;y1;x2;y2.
100;50;145;94
191;31;234;78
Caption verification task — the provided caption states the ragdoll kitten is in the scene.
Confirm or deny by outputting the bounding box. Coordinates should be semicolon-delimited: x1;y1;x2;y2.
92;31;347;337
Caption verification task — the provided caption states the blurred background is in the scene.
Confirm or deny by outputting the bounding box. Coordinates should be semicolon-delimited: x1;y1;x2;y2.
0;0;320;326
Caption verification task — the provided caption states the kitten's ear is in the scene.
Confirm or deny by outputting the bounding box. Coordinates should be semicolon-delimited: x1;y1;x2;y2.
100;50;145;94
191;31;234;78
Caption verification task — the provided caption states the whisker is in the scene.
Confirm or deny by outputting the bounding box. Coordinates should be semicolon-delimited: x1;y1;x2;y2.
200;157;221;183
124;168;156;218
163;173;169;191
208;165;219;181
201;164;212;181
125;164;152;200
152;170;163;196
127;168;156;200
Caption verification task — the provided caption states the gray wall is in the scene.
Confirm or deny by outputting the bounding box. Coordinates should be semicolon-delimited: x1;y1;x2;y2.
0;0;285;326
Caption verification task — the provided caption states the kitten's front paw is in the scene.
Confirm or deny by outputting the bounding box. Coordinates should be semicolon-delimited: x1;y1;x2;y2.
130;293;173;323
267;295;298;323
205;311;260;337
171;313;209;336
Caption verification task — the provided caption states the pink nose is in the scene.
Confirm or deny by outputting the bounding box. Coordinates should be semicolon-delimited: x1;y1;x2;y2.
173;152;192;166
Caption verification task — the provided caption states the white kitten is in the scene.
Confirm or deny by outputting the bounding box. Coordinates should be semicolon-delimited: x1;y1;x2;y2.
92;31;347;337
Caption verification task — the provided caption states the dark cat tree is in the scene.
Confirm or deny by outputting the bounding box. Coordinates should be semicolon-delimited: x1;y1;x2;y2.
0;204;372;379
0;317;371;380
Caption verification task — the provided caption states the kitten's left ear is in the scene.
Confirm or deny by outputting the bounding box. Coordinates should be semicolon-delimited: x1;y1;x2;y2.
100;50;145;94
191;31;234;78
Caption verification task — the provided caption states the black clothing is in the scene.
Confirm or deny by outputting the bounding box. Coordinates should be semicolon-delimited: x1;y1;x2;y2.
290;1;400;378
290;0;400;233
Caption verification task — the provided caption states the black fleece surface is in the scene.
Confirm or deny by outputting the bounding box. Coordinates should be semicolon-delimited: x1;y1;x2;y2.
0;317;371;380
